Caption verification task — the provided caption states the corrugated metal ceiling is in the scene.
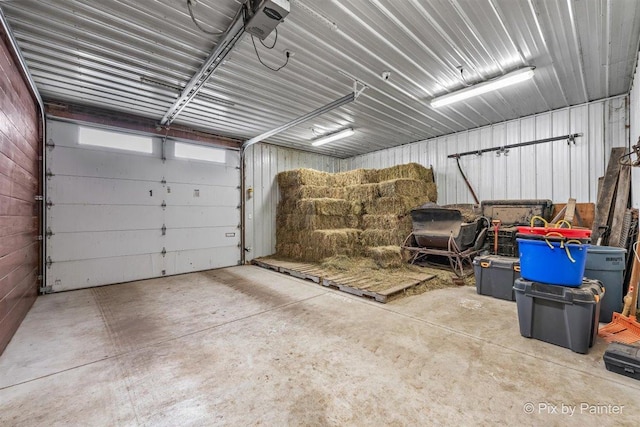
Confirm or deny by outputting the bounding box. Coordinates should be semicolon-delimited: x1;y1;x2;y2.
2;0;640;158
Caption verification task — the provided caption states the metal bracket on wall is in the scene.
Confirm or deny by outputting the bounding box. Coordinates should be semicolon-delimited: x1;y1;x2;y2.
35;195;43;201
39;284;52;294
46;227;54;238
161;178;167;185
161;224;166;236
161;200;167;209
46;199;54;209
45;139;55;150
161;247;166;257
46;169;55;179
46;257;53;268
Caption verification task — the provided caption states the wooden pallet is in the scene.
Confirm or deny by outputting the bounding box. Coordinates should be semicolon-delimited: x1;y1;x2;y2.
252;258;435;303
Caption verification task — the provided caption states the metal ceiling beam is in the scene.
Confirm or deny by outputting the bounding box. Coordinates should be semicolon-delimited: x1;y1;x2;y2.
241;89;361;150
159;5;246;126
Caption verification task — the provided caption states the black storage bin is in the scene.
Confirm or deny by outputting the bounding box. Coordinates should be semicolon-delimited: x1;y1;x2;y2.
603;343;640;380
513;278;604;354
473;255;520;301
486;226;519;257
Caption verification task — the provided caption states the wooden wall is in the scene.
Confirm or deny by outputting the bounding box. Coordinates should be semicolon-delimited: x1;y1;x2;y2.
0;26;41;354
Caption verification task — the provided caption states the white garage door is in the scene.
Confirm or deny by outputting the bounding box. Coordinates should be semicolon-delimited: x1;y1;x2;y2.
45;120;240;292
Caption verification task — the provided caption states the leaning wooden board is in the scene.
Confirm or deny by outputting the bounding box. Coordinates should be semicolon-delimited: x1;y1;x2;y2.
609;165;632;248
591;147;626;244
551;202;595;229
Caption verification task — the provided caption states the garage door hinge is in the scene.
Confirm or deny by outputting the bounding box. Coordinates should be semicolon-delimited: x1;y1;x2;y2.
236;204;241;209
46;169;55;179
161;224;166;235
161;178;167;185
46;139;55;150
46;199;54;209
46;257;53;268
161;247;166;257
237;223;241;229
46;227;55;238
39;285;53;294
161;200;166;209
235;166;240;170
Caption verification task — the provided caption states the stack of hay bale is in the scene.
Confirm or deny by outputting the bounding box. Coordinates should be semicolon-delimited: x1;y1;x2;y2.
276;163;437;267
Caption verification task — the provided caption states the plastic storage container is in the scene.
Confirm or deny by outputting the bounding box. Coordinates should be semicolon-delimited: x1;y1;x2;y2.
513;277;604;354
516;226;592;239
473;255;520;301
516;238;588;286
486;226;519;257
584;245;627;323
603;342;640;380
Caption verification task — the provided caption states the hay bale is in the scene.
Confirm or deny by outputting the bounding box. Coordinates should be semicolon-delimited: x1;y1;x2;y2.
277;169;329;188
283;185;342;201
344;183;380;200
302;229;362;261
364;196;429;215
277;214;359;230
360;229;407;247
275;242;304;260
329;169;369;187
378;179;427;197
365;246;405;268
367;163;434;183
296;198;359;216
425;182;437;203
362;214;402;230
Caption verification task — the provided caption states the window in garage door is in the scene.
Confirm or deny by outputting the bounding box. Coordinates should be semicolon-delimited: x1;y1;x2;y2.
45;121;240;292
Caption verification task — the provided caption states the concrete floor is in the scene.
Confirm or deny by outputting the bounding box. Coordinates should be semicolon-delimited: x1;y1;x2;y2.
0;266;638;426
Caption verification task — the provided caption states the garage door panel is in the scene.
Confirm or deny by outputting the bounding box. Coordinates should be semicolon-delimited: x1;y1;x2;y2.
166;227;239;251
164;247;239;275
47;254;164;291
46;121;240;290
48;176;164;205
48;230;164;261
48;205;163;232
49;145;163;181
163;160;239;186
164;206;239;228
165;183;239;207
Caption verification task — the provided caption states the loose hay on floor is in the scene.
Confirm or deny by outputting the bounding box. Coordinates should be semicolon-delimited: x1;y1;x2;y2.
254;255;460;302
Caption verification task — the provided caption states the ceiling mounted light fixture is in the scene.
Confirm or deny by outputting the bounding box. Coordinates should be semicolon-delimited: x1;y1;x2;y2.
311;128;354;146
430;66;535;108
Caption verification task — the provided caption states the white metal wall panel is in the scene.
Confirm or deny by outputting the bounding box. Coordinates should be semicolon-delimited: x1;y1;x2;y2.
344;96;628;205
244;143;342;260
46;120;240;291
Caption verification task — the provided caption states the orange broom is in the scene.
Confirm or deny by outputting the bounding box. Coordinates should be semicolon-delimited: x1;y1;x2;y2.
598;234;640;344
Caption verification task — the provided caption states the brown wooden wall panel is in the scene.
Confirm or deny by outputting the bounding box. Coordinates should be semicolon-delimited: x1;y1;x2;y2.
0;26;41;355
0;259;36;299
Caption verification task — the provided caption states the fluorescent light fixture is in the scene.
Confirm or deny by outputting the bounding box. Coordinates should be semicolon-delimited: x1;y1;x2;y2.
78;126;153;153
430;66;535;108
311;128;354;146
